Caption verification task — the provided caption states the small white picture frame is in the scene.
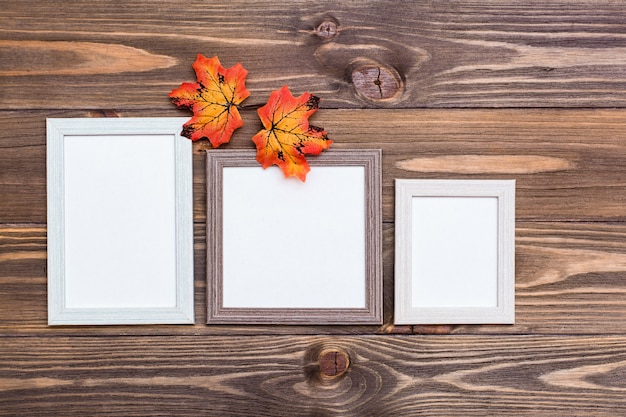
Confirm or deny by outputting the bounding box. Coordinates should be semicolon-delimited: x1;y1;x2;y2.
47;117;194;325
394;179;515;324
206;149;382;324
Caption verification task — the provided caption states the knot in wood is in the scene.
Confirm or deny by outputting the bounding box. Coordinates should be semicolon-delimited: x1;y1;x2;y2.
351;64;402;101
315;20;338;40
318;348;350;378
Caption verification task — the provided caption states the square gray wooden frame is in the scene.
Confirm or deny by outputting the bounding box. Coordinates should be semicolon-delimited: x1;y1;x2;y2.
206;149;383;325
47;117;194;325
394;179;515;324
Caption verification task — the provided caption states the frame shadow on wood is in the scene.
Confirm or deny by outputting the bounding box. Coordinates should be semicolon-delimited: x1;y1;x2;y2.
394;179;515;325
206;149;382;325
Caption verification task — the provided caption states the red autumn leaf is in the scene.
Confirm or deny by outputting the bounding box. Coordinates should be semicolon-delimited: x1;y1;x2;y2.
169;54;250;147
252;85;333;181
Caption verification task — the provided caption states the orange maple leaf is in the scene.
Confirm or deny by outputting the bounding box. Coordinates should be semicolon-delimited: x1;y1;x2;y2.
169;54;250;147
252;86;333;181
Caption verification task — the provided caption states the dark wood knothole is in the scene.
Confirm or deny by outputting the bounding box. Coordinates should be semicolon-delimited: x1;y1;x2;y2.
318;348;350;378
351;64;402;101
315;20;338;41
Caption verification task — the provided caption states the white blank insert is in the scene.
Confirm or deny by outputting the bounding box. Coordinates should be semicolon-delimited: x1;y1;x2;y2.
63;134;177;308
221;166;366;309
411;196;498;308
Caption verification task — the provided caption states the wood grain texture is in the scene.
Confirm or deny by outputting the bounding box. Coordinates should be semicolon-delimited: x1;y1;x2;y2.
0;40;176;76
1;222;624;335
1;1;626;109
1;109;625;223
1;335;626;416
1;0;626;414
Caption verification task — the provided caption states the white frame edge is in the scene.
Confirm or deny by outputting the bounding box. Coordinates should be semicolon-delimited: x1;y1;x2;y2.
46;117;194;325
394;179;515;325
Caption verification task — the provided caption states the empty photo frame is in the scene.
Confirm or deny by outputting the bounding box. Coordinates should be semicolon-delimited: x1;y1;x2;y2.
206;149;382;324
47;118;194;325
394;179;515;324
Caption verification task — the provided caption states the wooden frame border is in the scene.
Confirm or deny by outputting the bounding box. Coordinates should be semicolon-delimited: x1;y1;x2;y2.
394;179;515;324
47;117;194;325
207;149;382;324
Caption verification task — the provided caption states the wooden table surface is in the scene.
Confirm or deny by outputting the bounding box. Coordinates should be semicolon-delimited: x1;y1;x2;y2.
1;1;626;415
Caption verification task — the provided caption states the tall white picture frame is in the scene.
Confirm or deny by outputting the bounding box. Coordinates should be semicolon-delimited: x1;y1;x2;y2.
395;179;515;324
47;118;194;325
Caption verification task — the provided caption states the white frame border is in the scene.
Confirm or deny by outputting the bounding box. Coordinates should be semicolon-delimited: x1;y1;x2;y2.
47;117;194;325
394;179;515;324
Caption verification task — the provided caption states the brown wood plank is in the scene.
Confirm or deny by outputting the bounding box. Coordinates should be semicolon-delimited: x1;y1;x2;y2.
1;334;626;416
1;109;625;223
2;1;626;109
1;222;624;335
2;0;626;414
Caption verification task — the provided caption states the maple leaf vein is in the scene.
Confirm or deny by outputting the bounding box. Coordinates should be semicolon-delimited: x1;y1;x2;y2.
169;55;249;146
252;86;331;181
